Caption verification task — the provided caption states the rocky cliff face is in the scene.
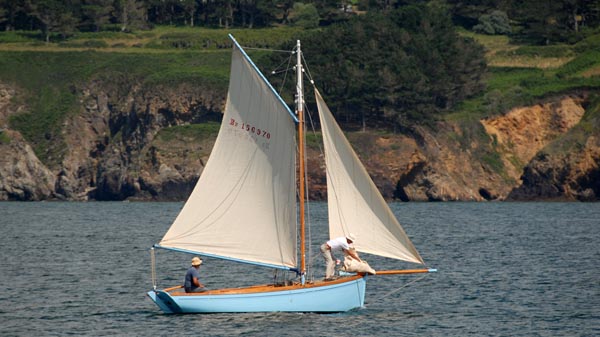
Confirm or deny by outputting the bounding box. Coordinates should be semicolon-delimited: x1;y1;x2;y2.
482;95;599;201
0;130;56;200
0;80;223;201
0;79;598;202
507;137;600;201
0;84;56;200
82;80;223;201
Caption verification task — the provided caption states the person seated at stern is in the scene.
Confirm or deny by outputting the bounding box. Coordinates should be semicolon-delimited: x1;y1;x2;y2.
184;256;207;293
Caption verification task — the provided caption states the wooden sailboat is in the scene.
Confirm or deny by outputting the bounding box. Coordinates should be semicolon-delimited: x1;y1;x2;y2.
147;35;435;314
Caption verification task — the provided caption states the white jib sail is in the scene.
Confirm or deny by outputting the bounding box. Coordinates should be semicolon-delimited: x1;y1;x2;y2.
159;42;298;269
315;89;424;265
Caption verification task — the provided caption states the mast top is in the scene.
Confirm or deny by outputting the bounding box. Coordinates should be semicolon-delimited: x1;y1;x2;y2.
296;39;307;281
296;40;304;115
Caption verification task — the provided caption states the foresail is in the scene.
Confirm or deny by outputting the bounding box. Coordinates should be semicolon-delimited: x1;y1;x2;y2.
315;89;424;265
159;39;298;270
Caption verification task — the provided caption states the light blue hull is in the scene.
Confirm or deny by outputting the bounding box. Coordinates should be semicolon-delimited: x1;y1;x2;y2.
147;276;367;313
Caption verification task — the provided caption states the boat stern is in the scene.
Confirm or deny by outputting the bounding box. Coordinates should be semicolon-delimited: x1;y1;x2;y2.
147;290;182;314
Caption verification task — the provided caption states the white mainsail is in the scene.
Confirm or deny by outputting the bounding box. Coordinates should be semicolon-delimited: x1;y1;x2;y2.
315;89;424;265
159;41;298;269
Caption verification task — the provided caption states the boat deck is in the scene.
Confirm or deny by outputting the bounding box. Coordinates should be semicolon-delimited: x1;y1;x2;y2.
165;274;365;296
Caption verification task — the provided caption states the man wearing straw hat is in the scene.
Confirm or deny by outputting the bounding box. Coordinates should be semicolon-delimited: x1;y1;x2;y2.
320;234;362;281
184;256;207;293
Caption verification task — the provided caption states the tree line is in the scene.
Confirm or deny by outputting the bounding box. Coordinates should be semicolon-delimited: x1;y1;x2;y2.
1;0;599;131
1;1;599;44
285;3;487;130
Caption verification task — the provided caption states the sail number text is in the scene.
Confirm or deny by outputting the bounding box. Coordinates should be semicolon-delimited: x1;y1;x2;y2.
230;118;271;139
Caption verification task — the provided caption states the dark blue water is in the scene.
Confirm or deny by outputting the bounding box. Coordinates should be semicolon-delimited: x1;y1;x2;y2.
0;202;598;336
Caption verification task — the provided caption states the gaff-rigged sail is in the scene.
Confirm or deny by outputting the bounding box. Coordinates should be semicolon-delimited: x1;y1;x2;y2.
315;89;424;265
158;38;298;270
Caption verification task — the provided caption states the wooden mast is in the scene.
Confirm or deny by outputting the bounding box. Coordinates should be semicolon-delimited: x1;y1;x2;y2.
296;39;307;282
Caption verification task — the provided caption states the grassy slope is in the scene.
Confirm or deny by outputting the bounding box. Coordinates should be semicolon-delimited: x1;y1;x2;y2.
0;27;305;166
444;30;600;177
0;50;230;165
453;30;600;121
1;26;599;169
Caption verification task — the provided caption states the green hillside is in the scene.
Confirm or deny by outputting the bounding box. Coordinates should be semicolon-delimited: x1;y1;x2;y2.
1;21;600;166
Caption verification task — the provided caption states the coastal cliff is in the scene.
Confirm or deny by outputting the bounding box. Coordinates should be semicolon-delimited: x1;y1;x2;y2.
0;80;598;201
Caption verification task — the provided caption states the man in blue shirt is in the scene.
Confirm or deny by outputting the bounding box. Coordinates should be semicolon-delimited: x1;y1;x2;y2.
184;256;207;293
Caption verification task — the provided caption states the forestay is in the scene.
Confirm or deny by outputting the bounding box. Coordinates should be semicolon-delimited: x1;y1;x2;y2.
315;89;424;265
159;42;298;270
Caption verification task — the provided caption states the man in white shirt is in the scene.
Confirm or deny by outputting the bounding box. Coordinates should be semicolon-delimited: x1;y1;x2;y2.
320;234;362;280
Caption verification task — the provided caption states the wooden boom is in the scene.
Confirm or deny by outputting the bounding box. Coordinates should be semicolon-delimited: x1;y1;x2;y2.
374;269;437;275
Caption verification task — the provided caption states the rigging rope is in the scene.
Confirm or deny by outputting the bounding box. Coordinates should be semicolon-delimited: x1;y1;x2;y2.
301;55;350;235
302;112;314;280
335;274;431;330
267;42;328;282
301;54;327;283
242;47;293;53
301;51;315;85
364;274;429;308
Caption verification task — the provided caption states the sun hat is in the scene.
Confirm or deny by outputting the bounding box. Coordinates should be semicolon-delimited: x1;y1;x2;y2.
191;256;203;266
346;233;357;243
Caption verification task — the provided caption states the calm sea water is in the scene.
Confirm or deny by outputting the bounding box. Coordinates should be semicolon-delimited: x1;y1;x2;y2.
0;202;598;336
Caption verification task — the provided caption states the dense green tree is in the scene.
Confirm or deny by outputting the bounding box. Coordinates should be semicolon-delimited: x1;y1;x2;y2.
446;0;512;28
81;0;113;31
292;2;319;28
293;3;486;129
3;0;600;45
276;0;296;24
239;0;279;28
150;0;180;25
114;0;147;31
0;0;26;31
0;1;8;30
179;0;195;26
313;0;353;24
217;0;234;28
473;10;511;35
146;0;166;25
512;0;568;44
511;0;600;44
562;0;600;32
31;0;79;42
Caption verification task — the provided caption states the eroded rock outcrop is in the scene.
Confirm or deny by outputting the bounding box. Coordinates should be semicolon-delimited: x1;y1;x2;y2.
481;96;586;184
481;95;599;201
0;76;598;201
0;79;223;201
508;136;600;201
0;131;56;200
396;125;493;201
0;85;54;200
65;81;223;201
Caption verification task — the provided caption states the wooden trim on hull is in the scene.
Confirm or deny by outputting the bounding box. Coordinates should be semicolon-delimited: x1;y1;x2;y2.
375;269;435;275
165;275;365;296
148;275;368;313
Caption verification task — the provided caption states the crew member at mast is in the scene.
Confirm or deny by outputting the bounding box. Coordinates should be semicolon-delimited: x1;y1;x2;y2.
320;234;362;281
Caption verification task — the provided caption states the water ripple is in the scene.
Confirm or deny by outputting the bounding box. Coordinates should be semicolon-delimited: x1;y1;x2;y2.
0;202;598;336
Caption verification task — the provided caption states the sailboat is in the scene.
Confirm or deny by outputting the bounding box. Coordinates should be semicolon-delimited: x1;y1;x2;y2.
147;35;435;314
